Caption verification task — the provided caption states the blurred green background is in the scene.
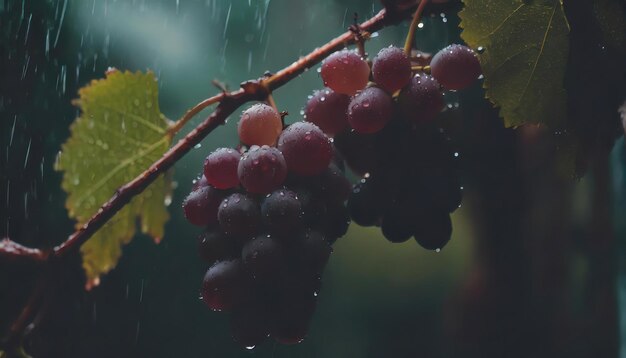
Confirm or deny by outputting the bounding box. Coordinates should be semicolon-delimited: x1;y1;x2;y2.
1;0;625;357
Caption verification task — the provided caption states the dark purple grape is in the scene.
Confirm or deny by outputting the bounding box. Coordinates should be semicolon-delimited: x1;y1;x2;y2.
398;73;444;123
293;230;332;275
318;203;350;244
204;147;241;189
242;235;286;280
372;46;412;93
347;178;384;227
333;130;380;175
321;49;370;95
430;44;481;90
197;228;238;265
261;189;302;237
277;122;333;176
381;204;414;243
419;169;463;213
230;300;270;349
238;103;283;146
315;163;351;204
347;86;394;134
191;174;208;191
182;185;228;227
414;210;452;251
217;193;261;240
201;259;249;312
304;88;350;136
291;186;327;225
238;145;288;194
272;283;317;345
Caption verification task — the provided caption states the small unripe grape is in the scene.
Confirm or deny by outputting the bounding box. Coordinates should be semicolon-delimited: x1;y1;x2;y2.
238;103;283;146
321;50;370;96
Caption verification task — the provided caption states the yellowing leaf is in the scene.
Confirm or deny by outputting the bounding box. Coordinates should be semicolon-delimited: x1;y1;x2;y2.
460;0;570;128
55;70;171;288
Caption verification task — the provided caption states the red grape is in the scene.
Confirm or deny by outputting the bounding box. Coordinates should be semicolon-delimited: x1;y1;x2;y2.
238;103;283;146
277;122;333;176
347;86;394;134
261;189;303;237
204;147;241;189
304;88;350;136
201;259;249;312
238;145;288;194
320;50;370;95
218;193;262;240
430;44;481;90
372;46;412;93
182;185;228;227
398;73;444;123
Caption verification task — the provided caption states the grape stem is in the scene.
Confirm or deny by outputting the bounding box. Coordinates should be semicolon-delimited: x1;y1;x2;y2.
0;6;409;351
403;0;430;55
411;65;431;73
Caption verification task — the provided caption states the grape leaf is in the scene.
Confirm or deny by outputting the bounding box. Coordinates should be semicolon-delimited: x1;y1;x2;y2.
460;0;570;128
55;70;171;289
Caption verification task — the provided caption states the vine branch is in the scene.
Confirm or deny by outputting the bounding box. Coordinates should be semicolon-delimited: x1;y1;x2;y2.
404;0;429;54
1;7;408;350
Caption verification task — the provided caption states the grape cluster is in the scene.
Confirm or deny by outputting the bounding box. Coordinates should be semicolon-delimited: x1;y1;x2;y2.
182;103;351;348
307;44;480;250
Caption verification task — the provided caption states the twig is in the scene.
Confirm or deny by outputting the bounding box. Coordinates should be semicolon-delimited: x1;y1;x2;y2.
403;0;430;54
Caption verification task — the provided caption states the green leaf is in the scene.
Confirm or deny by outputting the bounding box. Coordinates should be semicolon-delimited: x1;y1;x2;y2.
460;0;570;128
55;70;171;289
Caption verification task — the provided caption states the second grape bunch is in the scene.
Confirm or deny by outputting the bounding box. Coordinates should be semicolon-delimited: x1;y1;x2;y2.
309;43;481;248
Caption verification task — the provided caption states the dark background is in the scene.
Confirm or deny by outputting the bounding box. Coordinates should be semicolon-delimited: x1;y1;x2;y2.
1;0;626;357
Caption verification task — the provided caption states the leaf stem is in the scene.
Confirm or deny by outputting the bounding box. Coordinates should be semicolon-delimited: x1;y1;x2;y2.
167;92;226;138
403;0;430;55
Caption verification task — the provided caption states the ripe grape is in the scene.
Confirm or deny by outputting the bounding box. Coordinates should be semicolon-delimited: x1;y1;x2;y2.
430;44;481;90
197;228;238;265
182;185;228;227
414;210;452;251
347;178;383;227
238;145;288;194
333;130;380;175
218;193;262;240
238;103;283;146
272;291;317;345
347;86;394;134
398;73;444;123
261;189;303;237
204;147;241;189
201;259;249;311
230;301;270;348
320;50;370;95
277;122;333;176
294;230;332;275
242;235;286;280
304;88;350;136
318;203;350;243
315;163;351;203
381;204;414;243
372;46;412;93
291;186;327;225
191;174;208;191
